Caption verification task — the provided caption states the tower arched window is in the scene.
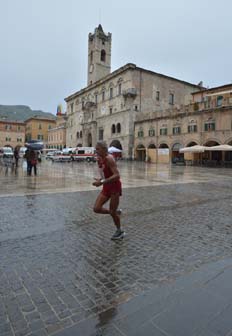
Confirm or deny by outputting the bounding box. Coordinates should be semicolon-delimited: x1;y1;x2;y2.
101;50;106;62
112;124;116;134
117;123;121;133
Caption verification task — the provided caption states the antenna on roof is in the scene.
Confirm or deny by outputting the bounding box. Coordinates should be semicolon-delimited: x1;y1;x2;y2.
99;8;101;24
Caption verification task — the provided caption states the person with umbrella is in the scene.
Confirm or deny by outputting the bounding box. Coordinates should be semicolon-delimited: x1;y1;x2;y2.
24;147;38;176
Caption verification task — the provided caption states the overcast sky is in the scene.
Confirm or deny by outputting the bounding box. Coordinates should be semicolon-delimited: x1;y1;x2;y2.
1;0;231;114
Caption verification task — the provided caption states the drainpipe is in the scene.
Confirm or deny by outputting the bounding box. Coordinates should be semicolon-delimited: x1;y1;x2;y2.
139;70;142;113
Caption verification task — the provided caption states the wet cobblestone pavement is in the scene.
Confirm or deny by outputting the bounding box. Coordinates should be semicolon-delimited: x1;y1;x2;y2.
1;161;232;335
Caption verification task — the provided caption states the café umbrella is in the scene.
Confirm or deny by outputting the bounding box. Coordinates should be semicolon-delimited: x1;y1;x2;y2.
179;145;206;153
108;146;122;153
204;144;232;151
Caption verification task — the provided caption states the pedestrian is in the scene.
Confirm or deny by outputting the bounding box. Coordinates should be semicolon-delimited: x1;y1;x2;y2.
92;141;124;240
14;146;19;168
24;148;31;175
25;148;38;176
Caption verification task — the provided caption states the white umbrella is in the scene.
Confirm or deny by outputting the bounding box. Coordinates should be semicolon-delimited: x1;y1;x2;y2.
179;145;206;153
108;146;122;153
204;144;232;151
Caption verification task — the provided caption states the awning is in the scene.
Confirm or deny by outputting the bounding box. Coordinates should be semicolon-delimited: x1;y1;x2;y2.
204;144;232;151
179;145;205;153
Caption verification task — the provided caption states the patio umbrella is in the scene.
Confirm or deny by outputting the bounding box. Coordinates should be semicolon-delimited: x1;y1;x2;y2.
179;145;206;153
108;146;122;153
204;144;232;151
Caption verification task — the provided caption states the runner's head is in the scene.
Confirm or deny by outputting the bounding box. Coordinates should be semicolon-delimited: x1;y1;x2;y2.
96;141;108;157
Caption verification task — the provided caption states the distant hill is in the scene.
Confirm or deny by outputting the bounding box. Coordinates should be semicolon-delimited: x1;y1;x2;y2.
0;105;56;122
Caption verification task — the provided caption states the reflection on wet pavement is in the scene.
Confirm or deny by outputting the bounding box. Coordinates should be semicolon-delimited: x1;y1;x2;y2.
1;159;232;196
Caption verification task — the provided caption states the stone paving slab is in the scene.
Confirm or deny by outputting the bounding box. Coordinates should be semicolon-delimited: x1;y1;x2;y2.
53;258;232;336
1;163;232;335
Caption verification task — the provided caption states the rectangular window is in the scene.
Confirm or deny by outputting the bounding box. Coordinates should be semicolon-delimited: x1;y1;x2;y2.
160;128;168;136
148;129;155;136
39;124;42;130
169;93;174;105
18;126;21;131
37;134;44;140
70;103;74;113
118;83;122;95
109;107;112;114
173;126;181;135
156;91;160;101
204;122;215;131
110;87;113;99
95;94;98;104
102;91;105;102
138;130;144;138
99;128;104;140
216;96;223;107
188;125;197;133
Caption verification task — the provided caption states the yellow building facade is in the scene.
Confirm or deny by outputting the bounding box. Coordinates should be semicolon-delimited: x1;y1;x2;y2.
25;116;56;147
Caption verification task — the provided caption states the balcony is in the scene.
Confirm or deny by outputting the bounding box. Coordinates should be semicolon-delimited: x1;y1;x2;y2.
82;101;97;111
123;88;137;98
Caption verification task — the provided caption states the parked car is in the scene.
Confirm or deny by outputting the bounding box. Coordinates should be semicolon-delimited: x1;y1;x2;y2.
0;147;14;167
0;147;14;159
46;150;62;160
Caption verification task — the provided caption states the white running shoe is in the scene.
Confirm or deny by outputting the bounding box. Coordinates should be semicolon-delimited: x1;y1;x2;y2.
111;229;125;240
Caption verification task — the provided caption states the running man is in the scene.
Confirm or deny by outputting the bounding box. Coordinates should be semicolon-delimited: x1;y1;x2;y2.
92;141;124;240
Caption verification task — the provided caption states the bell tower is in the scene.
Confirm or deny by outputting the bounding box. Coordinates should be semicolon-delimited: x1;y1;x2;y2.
87;24;111;86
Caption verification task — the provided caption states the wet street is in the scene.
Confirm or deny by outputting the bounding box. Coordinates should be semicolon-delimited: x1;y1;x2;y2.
1;160;232;336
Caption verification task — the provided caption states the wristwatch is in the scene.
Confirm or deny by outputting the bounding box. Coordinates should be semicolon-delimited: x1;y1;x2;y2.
100;179;105;184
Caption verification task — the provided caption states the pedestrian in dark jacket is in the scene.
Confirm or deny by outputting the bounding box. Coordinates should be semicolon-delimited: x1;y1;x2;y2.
25;149;38;176
14;147;19;167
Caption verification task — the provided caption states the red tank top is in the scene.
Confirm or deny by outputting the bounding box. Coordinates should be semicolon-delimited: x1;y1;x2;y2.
101;155;122;196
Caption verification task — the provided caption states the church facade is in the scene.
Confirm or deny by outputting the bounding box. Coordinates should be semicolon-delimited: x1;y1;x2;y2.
65;25;202;159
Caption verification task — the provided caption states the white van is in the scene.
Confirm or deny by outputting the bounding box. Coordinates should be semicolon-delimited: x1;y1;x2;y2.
71;147;96;162
52;147;96;162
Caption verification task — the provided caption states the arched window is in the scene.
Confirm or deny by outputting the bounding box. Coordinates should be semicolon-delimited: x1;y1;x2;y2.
80;131;82;138
117;123;121;133
101;49;106;62
76;132;79;139
111;124;116;134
